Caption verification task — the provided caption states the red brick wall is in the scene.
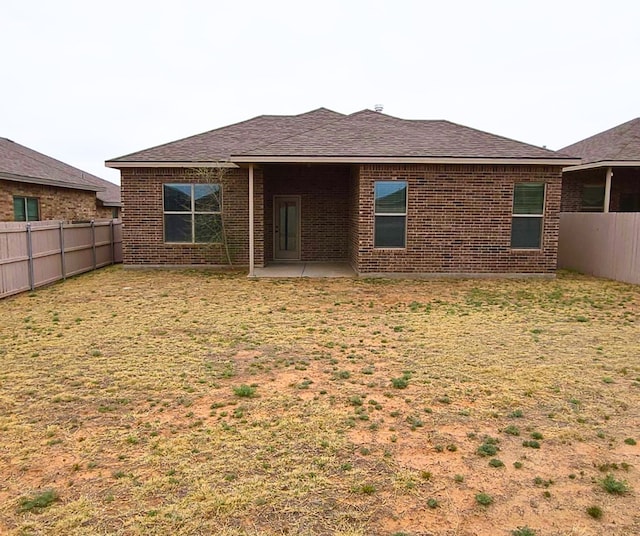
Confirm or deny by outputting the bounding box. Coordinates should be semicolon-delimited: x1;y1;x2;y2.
120;167;264;266
263;165;351;262
121;163;564;274
356;164;563;274
0;179;103;222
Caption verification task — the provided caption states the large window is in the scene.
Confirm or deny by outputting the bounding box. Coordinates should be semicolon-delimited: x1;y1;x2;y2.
13;196;39;222
511;183;545;249
163;183;222;243
374;181;407;248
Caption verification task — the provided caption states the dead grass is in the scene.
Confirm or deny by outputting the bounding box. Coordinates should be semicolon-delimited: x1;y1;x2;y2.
0;266;639;535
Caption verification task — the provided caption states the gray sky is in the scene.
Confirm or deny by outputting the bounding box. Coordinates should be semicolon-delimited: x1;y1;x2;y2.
2;0;638;184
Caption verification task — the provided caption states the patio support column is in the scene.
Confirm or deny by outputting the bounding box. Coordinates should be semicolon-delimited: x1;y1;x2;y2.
248;164;255;277
604;167;612;213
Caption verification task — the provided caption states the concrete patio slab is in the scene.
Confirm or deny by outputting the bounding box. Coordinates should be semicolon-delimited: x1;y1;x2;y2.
253;262;355;278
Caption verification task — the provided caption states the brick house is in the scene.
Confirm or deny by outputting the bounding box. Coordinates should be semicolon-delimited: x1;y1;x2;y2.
560;118;640;213
1;137;121;222
106;108;578;276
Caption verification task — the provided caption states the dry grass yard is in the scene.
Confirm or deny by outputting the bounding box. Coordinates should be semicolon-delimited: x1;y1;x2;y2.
0;267;639;536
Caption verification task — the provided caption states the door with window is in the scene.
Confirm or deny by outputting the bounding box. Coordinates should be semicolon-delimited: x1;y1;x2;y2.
274;196;300;260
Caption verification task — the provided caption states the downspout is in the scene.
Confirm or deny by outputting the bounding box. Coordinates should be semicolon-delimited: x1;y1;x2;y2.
248;164;255;277
604;167;612;213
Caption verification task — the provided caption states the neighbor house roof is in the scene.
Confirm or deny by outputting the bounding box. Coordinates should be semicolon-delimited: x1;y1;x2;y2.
107;108;578;167
560;118;640;171
0;137;121;206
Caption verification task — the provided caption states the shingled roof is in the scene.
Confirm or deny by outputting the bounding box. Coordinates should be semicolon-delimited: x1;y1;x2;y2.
110;108;345;163
107;108;577;166
1;137;121;206
560;118;640;165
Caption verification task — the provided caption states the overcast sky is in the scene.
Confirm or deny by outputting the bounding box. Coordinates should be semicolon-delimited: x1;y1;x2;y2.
2;0;638;184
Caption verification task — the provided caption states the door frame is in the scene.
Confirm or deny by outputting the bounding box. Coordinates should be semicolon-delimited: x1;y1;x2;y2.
273;195;301;261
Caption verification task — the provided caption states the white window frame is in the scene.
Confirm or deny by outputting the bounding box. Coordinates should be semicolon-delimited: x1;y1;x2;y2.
511;182;545;250
162;183;222;244
373;180;408;249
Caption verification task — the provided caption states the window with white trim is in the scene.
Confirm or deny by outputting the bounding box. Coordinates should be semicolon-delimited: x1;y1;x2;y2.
13;196;39;222
511;183;545;249
163;183;222;243
374;181;407;248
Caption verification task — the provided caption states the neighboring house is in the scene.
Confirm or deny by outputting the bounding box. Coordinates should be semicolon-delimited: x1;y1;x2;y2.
560;118;640;212
0;137;121;222
106;108;578;276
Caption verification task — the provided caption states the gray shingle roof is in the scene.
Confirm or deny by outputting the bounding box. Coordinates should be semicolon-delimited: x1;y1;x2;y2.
560;118;640;164
240;110;567;159
108;108;575;164
0;137;121;206
111;108;345;163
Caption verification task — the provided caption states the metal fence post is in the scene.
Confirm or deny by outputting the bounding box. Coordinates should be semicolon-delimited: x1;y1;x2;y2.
91;220;96;270
26;223;35;290
59;221;66;280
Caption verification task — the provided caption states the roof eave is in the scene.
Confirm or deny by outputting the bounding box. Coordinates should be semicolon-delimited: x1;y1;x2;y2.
230;155;581;166
563;160;640;173
0;172;103;192
105;161;240;169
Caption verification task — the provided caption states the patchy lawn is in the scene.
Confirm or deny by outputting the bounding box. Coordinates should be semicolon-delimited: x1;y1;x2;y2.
0;267;639;536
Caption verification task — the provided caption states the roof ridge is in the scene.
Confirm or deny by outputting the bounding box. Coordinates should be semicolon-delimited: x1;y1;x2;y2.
232;109;352;155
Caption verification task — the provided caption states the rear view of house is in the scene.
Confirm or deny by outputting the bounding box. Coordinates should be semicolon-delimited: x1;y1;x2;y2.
1;137;121;222
106;108;578;276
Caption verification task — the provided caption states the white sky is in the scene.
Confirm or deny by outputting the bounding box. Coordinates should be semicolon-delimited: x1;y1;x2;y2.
2;0;638;184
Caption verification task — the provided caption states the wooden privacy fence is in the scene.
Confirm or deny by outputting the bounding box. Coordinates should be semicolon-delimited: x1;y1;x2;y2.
558;212;640;285
0;219;122;299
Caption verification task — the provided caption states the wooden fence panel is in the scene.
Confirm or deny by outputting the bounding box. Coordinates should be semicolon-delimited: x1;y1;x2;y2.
558;213;640;285
63;225;95;277
31;224;64;287
0;224;30;297
0;220;122;299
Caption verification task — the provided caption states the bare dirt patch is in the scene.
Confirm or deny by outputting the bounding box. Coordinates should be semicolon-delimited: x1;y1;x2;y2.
0;267;639;535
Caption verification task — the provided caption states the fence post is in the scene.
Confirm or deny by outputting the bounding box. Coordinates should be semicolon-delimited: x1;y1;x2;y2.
110;219;115;265
59;221;66;280
26;223;35;290
91;220;96;270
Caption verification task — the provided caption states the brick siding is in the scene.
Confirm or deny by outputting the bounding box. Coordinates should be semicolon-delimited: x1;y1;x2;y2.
356;164;563;274
120;167;264;266
120;163;564;274
0;179;105;222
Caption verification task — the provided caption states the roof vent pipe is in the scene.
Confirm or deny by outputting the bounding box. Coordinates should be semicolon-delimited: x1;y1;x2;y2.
374;104;384;112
